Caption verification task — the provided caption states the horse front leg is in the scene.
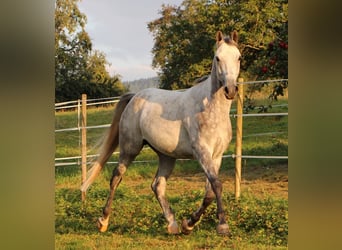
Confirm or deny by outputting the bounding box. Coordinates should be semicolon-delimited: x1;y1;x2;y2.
183;152;230;235
209;174;230;235
181;178;215;234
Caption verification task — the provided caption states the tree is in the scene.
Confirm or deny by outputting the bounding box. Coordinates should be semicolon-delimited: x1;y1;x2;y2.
55;0;91;89
148;0;288;97
148;0;220;89
55;0;127;102
86;50;127;96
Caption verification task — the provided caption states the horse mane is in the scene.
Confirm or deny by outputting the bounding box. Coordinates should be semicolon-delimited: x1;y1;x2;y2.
223;36;238;47
194;75;209;84
223;30;239;46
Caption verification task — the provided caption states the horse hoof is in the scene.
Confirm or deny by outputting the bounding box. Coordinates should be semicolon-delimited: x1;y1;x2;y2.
216;223;231;236
181;219;194;235
97;217;109;233
167;221;180;234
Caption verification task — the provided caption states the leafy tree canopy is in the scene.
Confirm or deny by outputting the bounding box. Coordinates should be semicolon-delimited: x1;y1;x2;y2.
55;0;127;102
148;0;288;99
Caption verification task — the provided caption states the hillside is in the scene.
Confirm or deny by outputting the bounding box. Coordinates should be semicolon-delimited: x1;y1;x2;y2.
123;76;160;93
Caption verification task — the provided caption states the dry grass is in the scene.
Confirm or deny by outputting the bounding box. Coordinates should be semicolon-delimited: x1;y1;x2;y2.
127;164;288;200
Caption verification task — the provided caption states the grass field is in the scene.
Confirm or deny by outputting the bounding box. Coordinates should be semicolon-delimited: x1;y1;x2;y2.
55;95;288;249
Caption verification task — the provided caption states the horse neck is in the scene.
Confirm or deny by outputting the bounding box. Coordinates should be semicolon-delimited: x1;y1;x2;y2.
210;60;220;95
208;61;233;111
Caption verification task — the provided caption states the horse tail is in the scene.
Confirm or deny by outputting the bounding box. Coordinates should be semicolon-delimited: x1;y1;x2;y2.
80;93;135;192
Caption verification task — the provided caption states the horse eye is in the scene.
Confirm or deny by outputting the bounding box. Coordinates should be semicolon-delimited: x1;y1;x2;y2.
216;56;220;62
238;56;242;61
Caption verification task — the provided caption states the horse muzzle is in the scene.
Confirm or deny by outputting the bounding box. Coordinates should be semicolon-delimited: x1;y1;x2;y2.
224;85;238;100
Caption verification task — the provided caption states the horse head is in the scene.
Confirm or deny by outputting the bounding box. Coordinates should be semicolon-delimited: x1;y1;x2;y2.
214;31;241;100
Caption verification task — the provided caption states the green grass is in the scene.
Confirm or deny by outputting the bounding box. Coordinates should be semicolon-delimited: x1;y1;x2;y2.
55;164;288;249
55;162;288;249
55;97;288;249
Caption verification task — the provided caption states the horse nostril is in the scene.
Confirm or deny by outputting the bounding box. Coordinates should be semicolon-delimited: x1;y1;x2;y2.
223;86;237;100
235;86;238;92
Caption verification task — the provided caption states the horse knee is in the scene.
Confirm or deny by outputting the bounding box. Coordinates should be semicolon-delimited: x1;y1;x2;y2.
203;195;215;206
205;185;215;198
117;164;127;175
208;178;222;194
111;165;126;180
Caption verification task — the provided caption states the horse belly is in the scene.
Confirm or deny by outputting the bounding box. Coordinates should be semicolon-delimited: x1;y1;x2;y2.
141;118;193;158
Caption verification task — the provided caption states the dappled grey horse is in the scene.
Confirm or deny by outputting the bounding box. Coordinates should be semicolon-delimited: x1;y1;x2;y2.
81;30;241;235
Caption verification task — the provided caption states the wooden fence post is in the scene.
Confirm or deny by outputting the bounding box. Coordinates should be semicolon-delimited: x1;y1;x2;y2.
81;94;87;201
235;78;244;199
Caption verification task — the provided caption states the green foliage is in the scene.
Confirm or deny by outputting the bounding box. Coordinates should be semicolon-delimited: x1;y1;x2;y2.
55;0;127;102
55;0;91;88
148;0;288;95
55;76;127;103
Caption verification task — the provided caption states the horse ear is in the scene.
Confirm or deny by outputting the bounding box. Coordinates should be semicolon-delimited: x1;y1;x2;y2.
216;31;224;42
231;30;239;44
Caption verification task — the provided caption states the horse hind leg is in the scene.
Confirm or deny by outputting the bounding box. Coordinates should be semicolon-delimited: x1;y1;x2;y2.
97;162;126;232
97;152;138;232
151;154;179;234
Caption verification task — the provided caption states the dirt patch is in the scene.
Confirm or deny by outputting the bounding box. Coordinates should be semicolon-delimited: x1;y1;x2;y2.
110;164;288;200
152;164;288;200
224;164;288;199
